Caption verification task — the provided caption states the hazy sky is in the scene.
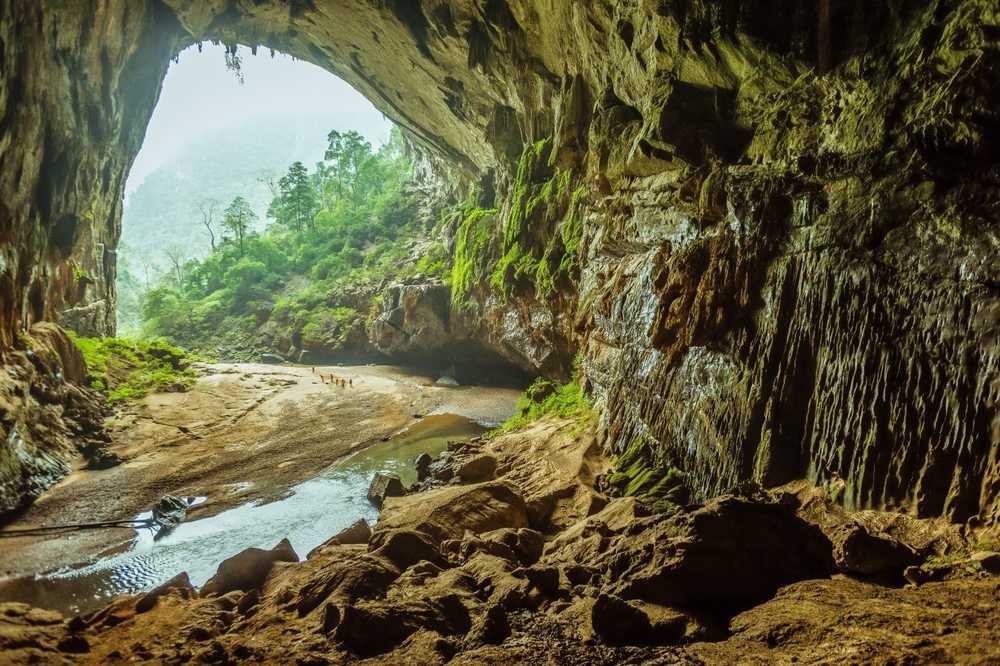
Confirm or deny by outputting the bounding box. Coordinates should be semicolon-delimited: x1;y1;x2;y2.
127;43;392;193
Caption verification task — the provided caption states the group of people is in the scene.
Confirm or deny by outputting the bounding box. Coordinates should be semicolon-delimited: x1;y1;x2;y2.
312;367;352;388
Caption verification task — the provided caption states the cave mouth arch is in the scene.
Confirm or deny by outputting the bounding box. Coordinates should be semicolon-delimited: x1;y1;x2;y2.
8;1;531;349
111;37;532;385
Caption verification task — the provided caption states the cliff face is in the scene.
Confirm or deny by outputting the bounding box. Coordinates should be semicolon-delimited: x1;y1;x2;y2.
1;1;997;522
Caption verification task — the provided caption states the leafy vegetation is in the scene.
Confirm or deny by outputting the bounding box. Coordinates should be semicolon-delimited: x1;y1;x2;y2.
472;137;587;301
116;114;390;335
451;207;497;307
69;333;199;405
490;377;594;436
138;127;427;358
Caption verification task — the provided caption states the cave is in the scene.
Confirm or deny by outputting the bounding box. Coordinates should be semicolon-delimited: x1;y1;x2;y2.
0;1;998;662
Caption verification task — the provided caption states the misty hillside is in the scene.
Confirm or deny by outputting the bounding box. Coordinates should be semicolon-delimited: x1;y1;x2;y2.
116;112;390;333
121;112;389;263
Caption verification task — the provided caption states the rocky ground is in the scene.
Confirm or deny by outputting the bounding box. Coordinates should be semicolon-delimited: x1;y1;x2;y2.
2;417;998;665
0;363;520;581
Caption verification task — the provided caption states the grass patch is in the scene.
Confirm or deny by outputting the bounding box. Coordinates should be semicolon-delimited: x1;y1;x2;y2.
69;333;199;405
490;377;594;436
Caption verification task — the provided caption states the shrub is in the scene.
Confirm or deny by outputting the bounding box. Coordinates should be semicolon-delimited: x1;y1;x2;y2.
69;333;200;405
490;377;593;436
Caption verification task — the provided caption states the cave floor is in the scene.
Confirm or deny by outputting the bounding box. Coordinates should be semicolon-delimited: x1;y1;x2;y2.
0;363;520;581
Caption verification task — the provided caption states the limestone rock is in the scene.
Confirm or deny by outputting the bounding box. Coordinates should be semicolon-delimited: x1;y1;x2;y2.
333;596;470;656
367;473;406;509
307;519;372;559
589;594;653;646
200;538;299;597
456;455;498;483
376;481;529;545
135;572;195;614
544;496;834;611
828;523;921;576
415;452;433;482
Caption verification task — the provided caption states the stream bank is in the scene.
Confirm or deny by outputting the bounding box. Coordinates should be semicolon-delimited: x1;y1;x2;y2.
0;363;520;615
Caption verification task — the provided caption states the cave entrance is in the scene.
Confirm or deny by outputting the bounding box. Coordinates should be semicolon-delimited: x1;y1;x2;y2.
117;43;394;360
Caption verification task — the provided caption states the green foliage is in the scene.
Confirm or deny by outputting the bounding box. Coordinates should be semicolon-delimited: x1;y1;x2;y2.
490;378;594;436
222;196;257;256
488;138;586;300
69;333;199;405
268;161;317;232
451;208;497;307
605;436;690;512
415;242;450;280
139;126;422;358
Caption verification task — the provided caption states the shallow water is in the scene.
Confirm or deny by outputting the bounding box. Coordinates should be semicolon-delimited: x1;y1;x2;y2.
0;413;484;616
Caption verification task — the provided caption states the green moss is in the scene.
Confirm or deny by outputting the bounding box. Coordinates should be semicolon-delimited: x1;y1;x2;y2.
504;137;553;248
69;333;200;406
451;207;497;307
606;436;689;512
490;378;594;436
415;242;450;279
490;137;587;300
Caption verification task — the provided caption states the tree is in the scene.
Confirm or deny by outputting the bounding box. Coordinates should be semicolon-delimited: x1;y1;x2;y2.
198;199;220;252
223;196;256;256
324;130;374;205
268;161;317;231
163;245;187;288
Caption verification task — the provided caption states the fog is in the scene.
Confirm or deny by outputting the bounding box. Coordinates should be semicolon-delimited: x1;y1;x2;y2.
126;43;392;195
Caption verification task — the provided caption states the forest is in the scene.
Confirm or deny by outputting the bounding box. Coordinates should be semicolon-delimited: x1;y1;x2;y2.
135;127;448;360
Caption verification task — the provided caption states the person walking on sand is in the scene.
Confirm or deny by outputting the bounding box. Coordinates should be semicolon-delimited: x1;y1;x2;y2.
349;378;353;387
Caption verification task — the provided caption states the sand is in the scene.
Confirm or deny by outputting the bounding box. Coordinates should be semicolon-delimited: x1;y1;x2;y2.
0;363;521;580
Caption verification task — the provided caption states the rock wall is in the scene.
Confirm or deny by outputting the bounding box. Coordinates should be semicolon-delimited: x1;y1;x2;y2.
0;324;109;516
1;0;997;522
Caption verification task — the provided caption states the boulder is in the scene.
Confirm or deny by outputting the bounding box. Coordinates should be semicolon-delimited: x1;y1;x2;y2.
456;455;498;483
295;555;399;617
468;603;509;645
370;529;445;570
415;452;433;482
376;482;530;546
136;572;195;613
367;473;405;509
201;538;299;596
590;594;653;646
333;595;471;656
307;519;372;558
545;496;834;612
829;523;920;576
471;528;545;566
971;551;1000;574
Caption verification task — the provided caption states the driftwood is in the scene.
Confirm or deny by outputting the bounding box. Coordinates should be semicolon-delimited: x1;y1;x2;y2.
0;495;194;539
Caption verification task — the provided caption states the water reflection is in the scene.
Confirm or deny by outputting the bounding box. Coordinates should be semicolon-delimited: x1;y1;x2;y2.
0;414;483;616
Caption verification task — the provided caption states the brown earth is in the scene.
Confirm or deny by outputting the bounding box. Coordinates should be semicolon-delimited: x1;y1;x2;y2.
2;416;998;665
0;363;520;581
